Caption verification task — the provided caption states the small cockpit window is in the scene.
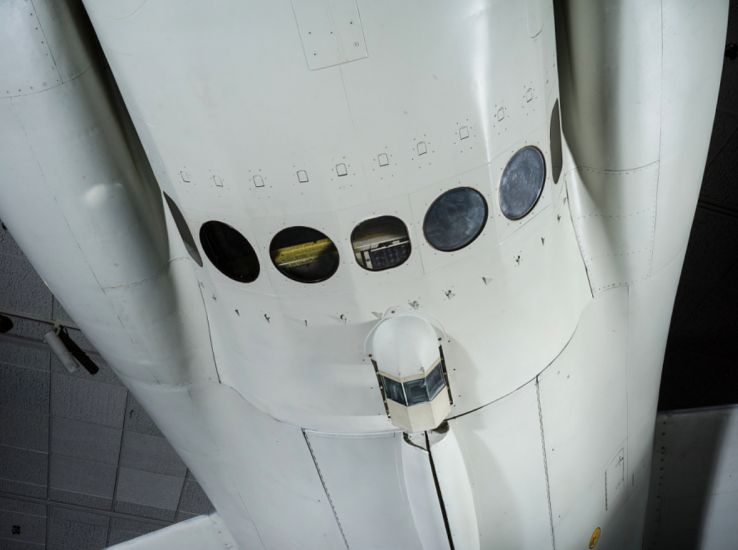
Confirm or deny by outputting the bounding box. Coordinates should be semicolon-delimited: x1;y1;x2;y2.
425;363;446;401
404;377;430;407
199;221;260;283
423;187;488;252
382;376;406;406
382;363;447;407
270;226;339;283
351;216;411;271
499;146;546;220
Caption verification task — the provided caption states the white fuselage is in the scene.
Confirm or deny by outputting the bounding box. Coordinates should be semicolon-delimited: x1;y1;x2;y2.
0;0;728;548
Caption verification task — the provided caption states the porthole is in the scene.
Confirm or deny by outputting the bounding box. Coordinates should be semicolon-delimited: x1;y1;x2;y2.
351;216;411;271
163;193;202;267
499;146;546;220
199;221;260;283
423;187;488;252
270;226;339;283
550;100;563;184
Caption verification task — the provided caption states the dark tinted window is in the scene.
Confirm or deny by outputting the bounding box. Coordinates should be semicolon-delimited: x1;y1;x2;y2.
164;193;203;267
550;100;563;184
382;376;406;405
499;146;546;220
402;365;446;406
351;216;411;271
404;377;429;407
270;226;339;283
423;187;488;251
200;221;259;283
426;364;446;400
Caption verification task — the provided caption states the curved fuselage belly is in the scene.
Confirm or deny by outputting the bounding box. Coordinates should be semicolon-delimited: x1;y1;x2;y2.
0;0;727;548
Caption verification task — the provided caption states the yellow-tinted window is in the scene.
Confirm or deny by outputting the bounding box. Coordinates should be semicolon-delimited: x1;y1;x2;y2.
270;226;339;283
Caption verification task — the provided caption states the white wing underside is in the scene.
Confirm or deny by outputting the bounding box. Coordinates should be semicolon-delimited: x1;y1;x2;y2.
106;513;240;550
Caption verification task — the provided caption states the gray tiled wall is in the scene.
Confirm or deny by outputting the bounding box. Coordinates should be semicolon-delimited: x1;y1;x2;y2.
0;222;213;548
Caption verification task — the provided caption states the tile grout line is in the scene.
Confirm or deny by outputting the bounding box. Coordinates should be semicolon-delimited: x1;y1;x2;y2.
0;490;173;528
0;535;44;549
0;307;79;330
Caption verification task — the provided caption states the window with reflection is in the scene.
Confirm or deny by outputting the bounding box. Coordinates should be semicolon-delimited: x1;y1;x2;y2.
382;376;406;406
499;146;546;220
351;216;411;271
404;376;430;407
164;193;202;267
550;100;563;184
270;226;339;283
199;221;259;283
381;363;447;407
423;187;488;251
425;363;445;400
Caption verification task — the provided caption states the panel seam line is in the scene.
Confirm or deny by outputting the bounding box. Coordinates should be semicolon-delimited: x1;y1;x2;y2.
537;377;556;550
302;430;350;549
425;432;455;550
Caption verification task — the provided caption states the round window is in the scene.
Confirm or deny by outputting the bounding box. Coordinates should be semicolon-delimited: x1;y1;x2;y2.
200;221;260;283
423;187;488;252
550;100;563;184
163;193;202;267
351;216;411;271
270;226;339;283
499;146;546;220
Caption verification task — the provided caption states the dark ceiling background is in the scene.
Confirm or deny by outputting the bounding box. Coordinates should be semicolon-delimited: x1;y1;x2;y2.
0;303;214;548
658;1;738;411
0;3;736;549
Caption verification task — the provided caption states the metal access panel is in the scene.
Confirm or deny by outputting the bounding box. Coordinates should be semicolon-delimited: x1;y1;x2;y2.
538;287;630;550
645;406;738;550
292;0;368;70
451;380;553;549
304;431;424;550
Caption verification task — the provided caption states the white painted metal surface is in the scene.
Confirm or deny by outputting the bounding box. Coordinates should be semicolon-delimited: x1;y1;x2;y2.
538;288;630;548
366;310;443;379
451;380;553;549
109;512;238;550
645;406;738;550
292;0;368;71
400;436;451;550
77;0;591;433
0;0;728;548
305;432;424;550
430;426;480;550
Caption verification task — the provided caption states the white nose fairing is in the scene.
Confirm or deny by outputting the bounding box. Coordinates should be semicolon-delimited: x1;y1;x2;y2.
0;0;728;549
82;0;591;433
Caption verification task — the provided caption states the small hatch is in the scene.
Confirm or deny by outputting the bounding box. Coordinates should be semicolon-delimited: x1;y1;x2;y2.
351;216;411;271
270;226;340;283
200;221;260;283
